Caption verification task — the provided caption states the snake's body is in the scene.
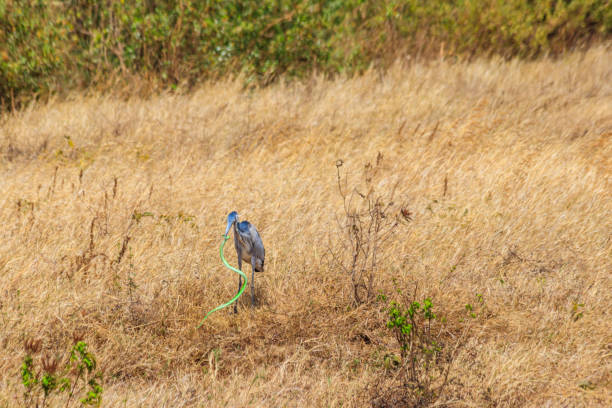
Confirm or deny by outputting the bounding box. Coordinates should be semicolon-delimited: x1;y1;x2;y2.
197;235;247;328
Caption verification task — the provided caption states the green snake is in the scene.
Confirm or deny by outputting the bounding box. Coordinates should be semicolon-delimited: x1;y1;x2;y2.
196;235;247;328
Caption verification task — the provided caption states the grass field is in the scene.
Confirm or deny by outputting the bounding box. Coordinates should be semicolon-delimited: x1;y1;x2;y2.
0;45;611;407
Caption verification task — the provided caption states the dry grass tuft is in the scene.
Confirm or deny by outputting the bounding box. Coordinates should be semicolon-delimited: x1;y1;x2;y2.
1;46;611;407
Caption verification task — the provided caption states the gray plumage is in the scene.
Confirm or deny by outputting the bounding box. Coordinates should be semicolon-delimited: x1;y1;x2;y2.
224;211;265;312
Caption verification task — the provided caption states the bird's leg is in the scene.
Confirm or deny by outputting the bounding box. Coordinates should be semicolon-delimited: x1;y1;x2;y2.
234;251;242;314
250;257;256;307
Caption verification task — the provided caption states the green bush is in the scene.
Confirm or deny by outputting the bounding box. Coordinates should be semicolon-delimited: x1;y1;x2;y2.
20;339;103;407
372;294;458;406
0;1;65;106
1;0;610;108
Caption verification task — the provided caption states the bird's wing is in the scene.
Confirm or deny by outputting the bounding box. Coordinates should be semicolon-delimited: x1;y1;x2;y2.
248;223;265;262
238;221;264;261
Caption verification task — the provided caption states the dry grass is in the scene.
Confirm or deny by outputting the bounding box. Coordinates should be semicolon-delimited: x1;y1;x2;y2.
1;45;611;407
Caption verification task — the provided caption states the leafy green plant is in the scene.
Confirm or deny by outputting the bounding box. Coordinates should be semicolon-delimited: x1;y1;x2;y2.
20;338;103;407
372;293;458;407
387;298;439;365
465;292;486;319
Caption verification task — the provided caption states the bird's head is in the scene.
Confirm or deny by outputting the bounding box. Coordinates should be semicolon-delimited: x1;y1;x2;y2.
224;211;239;237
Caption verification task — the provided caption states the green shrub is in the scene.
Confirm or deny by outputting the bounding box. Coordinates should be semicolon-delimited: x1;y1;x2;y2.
1;0;610;108
373;293;459;407
20;338;103;407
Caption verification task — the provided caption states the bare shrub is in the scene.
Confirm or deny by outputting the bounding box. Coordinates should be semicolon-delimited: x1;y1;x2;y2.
329;153;412;305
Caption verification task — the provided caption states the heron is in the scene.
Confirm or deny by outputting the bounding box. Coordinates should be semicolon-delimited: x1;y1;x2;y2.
224;211;265;313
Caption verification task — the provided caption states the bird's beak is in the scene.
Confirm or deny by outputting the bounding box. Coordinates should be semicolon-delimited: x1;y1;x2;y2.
224;221;232;238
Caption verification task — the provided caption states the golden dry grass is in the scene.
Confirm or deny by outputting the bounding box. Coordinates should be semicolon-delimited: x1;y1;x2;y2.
1;45;611;407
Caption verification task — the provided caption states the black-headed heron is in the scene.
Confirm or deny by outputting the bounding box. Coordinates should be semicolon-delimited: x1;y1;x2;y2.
224;211;265;313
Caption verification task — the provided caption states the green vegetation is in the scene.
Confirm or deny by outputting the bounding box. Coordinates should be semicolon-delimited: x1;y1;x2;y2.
374;295;458;406
20;338;103;407
2;0;611;107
